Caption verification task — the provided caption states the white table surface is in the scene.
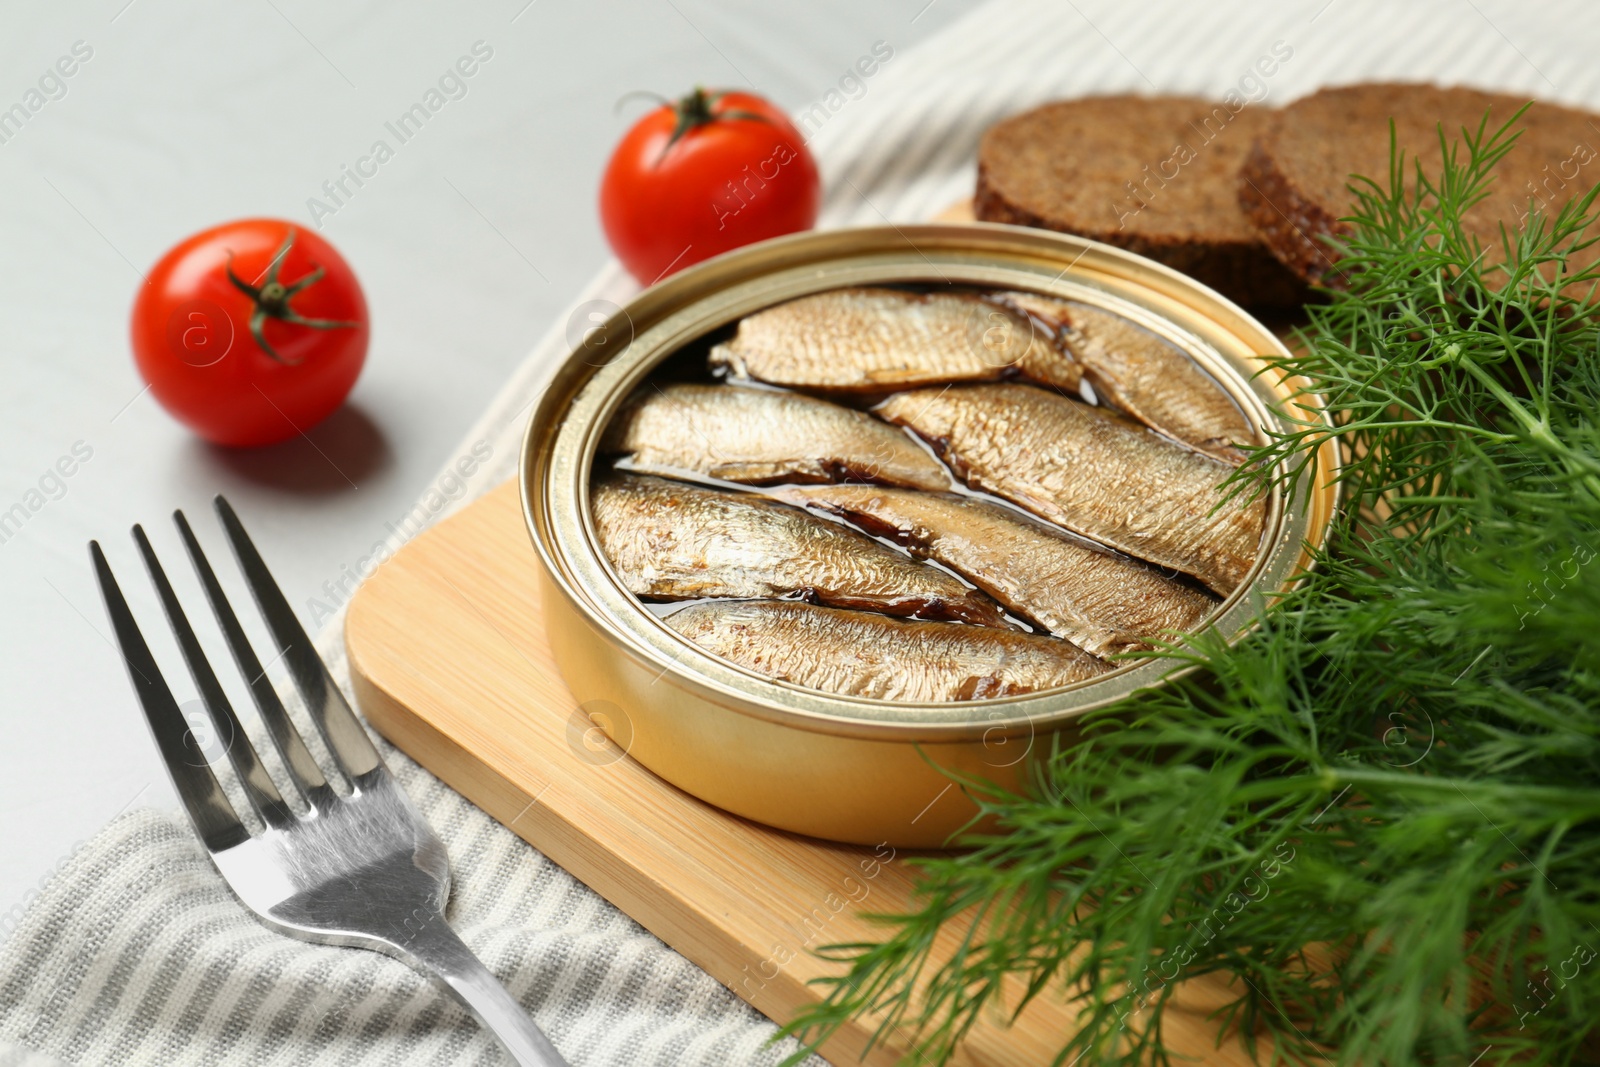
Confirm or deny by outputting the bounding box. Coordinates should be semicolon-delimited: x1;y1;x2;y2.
0;0;969;927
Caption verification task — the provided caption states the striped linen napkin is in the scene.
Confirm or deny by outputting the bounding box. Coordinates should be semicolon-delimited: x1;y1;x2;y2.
6;1;1600;1063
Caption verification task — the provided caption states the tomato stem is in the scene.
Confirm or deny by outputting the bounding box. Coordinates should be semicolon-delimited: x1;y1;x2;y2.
225;227;359;364
654;86;772;165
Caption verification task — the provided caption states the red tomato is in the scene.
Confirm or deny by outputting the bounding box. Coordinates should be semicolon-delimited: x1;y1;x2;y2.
131;219;368;447
600;87;821;285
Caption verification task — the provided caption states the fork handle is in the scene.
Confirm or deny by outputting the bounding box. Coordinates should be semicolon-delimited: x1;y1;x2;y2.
398;918;570;1066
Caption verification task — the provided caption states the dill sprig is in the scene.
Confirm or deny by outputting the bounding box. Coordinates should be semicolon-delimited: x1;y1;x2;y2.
779;112;1600;1066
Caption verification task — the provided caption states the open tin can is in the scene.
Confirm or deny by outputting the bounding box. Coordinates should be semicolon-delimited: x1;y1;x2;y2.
520;224;1338;847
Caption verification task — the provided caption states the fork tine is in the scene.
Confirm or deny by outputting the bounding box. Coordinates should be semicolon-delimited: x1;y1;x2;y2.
174;510;334;809
91;541;249;852
213;495;383;782
133;524;296;830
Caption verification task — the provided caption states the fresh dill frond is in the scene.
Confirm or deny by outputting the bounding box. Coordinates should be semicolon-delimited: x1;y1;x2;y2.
779;112;1600;1067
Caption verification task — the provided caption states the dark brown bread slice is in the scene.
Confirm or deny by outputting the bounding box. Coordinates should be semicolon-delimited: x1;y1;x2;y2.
976;96;1307;307
1239;83;1600;288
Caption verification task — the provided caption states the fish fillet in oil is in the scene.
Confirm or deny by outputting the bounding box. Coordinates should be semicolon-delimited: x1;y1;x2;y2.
877;384;1264;595
775;485;1218;656
708;288;1081;393
997;292;1255;463
665;600;1109;702
601;383;949;490
593;474;1006;627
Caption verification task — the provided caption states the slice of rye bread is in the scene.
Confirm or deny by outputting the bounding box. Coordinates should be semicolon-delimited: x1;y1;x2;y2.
975;96;1308;307
1240;83;1600;288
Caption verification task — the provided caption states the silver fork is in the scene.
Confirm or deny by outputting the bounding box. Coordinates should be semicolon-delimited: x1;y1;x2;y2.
90;496;570;1067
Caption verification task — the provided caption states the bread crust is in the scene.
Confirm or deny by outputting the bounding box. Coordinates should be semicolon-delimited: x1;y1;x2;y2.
975;96;1307;307
1237;137;1352;286
1238;82;1600;289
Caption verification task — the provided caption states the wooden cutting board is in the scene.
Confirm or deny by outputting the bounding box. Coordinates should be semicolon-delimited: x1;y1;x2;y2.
345;478;1260;1067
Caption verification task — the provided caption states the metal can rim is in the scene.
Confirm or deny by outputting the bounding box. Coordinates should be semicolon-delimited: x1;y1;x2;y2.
520;223;1341;744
